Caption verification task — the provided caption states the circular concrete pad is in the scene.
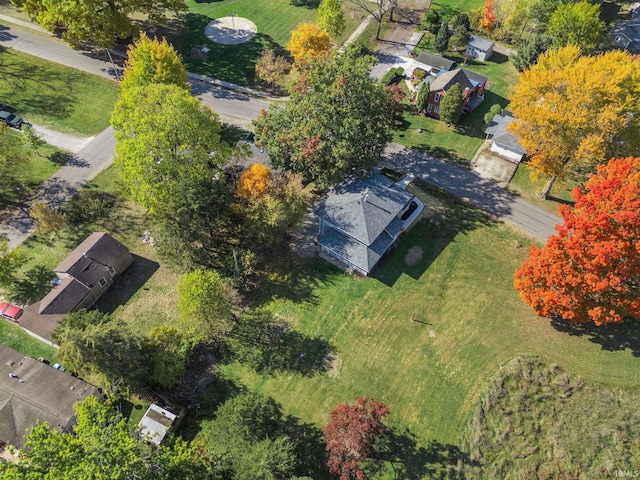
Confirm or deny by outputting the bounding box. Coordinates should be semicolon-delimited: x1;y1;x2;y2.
205;17;257;45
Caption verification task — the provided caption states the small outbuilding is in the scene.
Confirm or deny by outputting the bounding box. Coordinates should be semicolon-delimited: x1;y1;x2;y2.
484;110;526;163
138;404;177;445
466;35;494;61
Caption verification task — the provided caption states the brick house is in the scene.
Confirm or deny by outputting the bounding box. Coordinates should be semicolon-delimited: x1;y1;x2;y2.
421;69;488;120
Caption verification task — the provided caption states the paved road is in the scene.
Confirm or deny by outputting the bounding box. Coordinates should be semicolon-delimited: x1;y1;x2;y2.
383;144;560;241
0;127;116;249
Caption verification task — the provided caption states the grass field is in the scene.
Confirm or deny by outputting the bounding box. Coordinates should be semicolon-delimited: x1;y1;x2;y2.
0;133;63;212
0;48;119;135
460;356;640;477
430;0;485;18
508;164;580;214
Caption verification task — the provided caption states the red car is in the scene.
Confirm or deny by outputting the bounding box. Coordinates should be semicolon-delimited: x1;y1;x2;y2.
0;302;23;322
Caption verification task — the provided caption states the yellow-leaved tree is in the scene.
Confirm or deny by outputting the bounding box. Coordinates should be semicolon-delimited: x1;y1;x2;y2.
287;23;331;64
237;163;270;199
508;46;640;198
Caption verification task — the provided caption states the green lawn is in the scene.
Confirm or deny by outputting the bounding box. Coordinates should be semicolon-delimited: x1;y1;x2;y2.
395;47;519;163
0;134;64;212
179;0;365;86
430;0;485;18
508;164;579;215
0;48;119;135
0;319;56;362
208;181;640;472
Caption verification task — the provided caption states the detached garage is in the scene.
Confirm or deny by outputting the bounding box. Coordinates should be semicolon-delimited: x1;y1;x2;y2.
484;110;526;163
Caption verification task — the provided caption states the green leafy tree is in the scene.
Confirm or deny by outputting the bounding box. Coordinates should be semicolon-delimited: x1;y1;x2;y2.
20;125;46;157
484;103;503;125
200;392;296;480
439;82;463;124
177;269;238;345
145;326;189;387
111;83;231;213
253;49;396;188
0;396;217;479
236;170;310;248
421;9;441;32
416;81;430;113
29;200;66;237
546;0;605;53
434;21;450;53
317;0;346;37
450;25;471;52
121;32;188;91
255;49;291;89
512;34;551;72
0;126;28;166
53;310;145;388
0;239;26;288
452;13;471;31
11;0;186;48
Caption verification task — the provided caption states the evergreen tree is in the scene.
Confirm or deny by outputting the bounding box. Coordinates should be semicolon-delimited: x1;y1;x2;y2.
435;21;450;53
439;83;463;124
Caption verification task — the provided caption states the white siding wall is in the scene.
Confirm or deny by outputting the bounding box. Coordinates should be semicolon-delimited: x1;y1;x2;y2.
491;142;523;163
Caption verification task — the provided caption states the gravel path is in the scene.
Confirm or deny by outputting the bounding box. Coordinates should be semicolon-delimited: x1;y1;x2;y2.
31;124;95;154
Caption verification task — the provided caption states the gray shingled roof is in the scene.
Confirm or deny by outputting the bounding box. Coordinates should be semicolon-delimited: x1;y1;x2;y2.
315;173;413;246
38;277;90;314
484;110;526;155
416;52;457;71
467;35;494;52
315;173;415;274
0;344;99;449
430;68;488;93
55;232;130;288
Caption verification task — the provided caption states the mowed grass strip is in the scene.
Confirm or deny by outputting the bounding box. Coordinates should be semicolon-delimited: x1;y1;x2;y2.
218;182;640;450
0;48;119;135
0;319;56;362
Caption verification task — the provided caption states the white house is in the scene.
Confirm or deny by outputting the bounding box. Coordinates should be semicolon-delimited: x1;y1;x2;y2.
466;35;494;61
484;110;526;163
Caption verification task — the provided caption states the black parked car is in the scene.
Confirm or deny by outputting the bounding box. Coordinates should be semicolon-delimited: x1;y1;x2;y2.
0;104;25;129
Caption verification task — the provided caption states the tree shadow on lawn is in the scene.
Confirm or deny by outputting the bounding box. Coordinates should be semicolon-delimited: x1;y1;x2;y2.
550;318;640;357
374;179;495;287
181;13;289;86
222;308;335;377
377;427;462;480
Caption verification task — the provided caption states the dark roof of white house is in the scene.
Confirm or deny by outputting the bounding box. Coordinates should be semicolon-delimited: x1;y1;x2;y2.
467;35;494;52
315;173;415;274
0;344;99;449
484;110;526;155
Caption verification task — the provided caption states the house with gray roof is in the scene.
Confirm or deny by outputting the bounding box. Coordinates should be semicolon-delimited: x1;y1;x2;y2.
0;344;100;450
19;232;133;343
416;52;458;74
611;7;640;53
466;35;494;61
315;172;424;276
422;68;488;120
484;110;526;163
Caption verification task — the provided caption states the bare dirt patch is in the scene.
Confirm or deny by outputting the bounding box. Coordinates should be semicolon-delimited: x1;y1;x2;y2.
405;246;424;265
322;352;342;378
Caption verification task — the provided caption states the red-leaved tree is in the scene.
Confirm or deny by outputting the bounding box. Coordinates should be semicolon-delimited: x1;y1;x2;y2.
324;396;389;480
514;157;640;326
479;0;497;32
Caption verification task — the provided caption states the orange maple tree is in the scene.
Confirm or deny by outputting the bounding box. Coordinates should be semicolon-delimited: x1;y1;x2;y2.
479;0;497;32
237;163;270;199
514;156;640;326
